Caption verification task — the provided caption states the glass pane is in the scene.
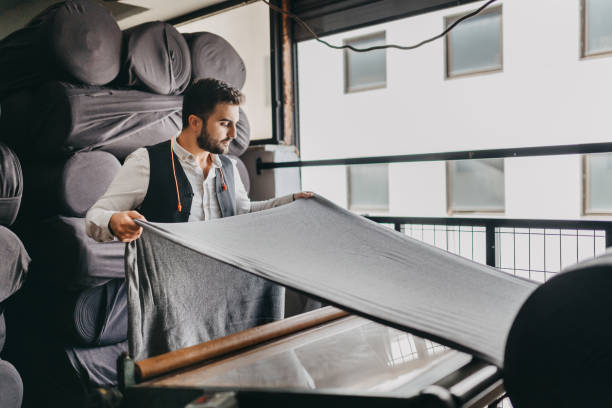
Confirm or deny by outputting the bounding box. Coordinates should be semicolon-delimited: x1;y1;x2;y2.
447;9;502;76
587;153;612;212
348;164;389;210
175;2;272;140
587;0;612;55
449;159;505;211
345;32;386;92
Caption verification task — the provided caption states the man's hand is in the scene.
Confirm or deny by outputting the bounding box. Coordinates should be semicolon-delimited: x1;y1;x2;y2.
292;191;314;200
109;211;146;242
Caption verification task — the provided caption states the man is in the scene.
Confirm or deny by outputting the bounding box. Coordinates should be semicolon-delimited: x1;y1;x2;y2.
86;78;312;242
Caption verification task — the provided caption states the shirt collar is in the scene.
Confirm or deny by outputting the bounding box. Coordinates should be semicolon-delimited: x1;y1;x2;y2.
172;136;222;168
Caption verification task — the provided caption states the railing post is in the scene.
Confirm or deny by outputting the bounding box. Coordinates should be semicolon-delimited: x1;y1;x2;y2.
606;228;612;249
394;223;402;233
486;224;496;267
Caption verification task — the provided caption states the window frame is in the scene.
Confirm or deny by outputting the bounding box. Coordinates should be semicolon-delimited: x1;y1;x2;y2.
582;154;612;215
346;164;390;212
343;31;387;94
445;160;506;215
444;4;503;79
580;0;612;59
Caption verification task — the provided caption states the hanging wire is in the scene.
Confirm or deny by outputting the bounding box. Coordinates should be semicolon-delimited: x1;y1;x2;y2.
261;0;499;52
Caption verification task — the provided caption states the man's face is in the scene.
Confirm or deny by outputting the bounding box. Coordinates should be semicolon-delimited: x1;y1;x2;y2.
196;103;239;154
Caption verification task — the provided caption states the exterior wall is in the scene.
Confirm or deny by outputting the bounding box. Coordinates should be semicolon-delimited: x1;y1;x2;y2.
297;0;612;220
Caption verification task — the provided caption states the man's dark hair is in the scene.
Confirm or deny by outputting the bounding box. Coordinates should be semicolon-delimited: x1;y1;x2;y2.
182;78;244;128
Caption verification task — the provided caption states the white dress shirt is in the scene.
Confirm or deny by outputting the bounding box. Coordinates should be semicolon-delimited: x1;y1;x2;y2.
86;137;293;242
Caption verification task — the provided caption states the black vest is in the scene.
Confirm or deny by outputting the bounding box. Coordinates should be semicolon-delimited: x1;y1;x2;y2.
140;140;236;223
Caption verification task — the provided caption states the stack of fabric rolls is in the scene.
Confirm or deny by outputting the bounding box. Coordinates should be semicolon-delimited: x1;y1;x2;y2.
0;0;253;405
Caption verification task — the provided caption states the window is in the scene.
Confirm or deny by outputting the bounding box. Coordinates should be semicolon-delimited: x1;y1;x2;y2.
582;0;612;57
447;159;505;213
347;164;389;211
584;153;612;214
344;31;386;93
445;6;503;78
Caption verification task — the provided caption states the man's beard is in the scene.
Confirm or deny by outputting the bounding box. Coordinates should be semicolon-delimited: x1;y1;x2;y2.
196;127;230;154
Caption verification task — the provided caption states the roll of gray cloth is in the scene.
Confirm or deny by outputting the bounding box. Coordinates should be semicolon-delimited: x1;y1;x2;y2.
0;227;29;303
0;0;121;98
65;340;127;387
0;360;23;408
32;81;182;160
31;216;124;289
118;22;191;95
70;279;127;346
229;108;250;157
184;32;246;90
504;253;612;408
229;155;250;194
0;143;23;227
0;313;5;353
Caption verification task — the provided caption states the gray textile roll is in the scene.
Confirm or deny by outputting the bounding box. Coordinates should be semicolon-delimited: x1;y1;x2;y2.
0;360;23;408
0;226;29;303
229;155;250;194
32;81;182;160
0;143;23;226
65;340;128;387
119;22;191;95
0;314;5;353
229;108;250;157
184;32;246;90
504;254;612;408
0;0;121;98
32;216;124;289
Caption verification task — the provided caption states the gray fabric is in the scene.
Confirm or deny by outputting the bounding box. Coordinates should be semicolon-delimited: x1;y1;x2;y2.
229;108;250;157
128;195;536;365
0;143;23;226
69;279;127;346
127;231;285;360
118;22;191;95
32;216;124;289
0;90;34;158
230;155;250;194
0;360;23;408
32;81;182;160
504;253;612;408
0;0;121;98
0;226;29;303
0;313;5;353
184;32;246;90
65;340;127;387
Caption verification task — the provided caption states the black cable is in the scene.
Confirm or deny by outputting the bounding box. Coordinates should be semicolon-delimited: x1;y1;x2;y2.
261;0;499;52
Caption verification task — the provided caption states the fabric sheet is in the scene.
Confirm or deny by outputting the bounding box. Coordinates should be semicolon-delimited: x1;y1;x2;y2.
0;226;29;303
66;279;127;346
118;22;191;95
0;143;23;226
65;340;128;387
230;155;250;194
184;32;247;90
31;216;124;289
0;0;121;98
128;195;536;366
32;81;182;160
0;360;23;408
504;253;612;408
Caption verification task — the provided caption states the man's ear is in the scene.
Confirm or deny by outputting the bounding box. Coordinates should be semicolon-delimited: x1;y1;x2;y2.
188;114;203;131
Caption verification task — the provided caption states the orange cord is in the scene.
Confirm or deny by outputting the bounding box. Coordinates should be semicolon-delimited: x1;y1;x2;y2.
170;138;182;212
219;166;228;191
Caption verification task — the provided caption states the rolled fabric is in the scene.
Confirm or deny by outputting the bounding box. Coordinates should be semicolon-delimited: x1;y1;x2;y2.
0;227;29;304
32;81;182;160
0;360;23;408
504;254;612;408
30;216;124;289
0;0;121;98
68;279;127;346
65;340;128;387
229;107;250;157
184;32;246;90
230;155;250;194
0;313;5;353
0;143;23;226
118;22;191;95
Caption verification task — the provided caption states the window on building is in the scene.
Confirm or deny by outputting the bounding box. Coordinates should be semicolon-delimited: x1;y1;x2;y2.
582;0;612;57
445;6;503;78
347;164;389;211
584;153;612;214
344;31;386;93
447;159;505;213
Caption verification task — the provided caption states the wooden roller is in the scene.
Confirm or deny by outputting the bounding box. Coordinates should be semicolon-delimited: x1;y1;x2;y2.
135;306;349;381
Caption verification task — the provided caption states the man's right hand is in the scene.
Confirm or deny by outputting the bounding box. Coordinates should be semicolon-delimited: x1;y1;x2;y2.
109;211;146;242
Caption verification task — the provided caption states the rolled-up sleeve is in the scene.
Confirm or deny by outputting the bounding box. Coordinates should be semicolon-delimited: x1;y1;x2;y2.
85;148;150;242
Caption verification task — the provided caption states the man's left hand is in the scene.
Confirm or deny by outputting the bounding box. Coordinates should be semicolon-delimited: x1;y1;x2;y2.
293;191;314;200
